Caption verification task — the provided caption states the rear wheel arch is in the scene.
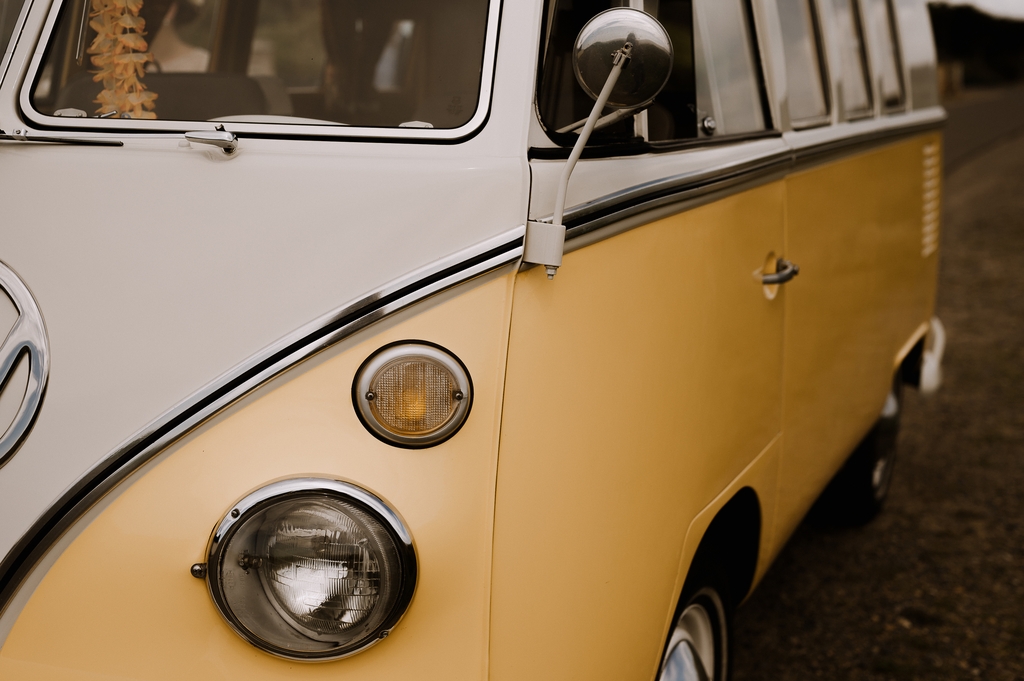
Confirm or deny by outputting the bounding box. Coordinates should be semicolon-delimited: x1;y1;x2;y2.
656;488;761;681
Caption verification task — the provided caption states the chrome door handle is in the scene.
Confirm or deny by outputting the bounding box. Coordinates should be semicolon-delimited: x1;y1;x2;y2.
762;259;800;285
185;130;237;154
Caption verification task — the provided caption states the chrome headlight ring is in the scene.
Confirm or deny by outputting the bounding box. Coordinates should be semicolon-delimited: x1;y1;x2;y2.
202;478;417;661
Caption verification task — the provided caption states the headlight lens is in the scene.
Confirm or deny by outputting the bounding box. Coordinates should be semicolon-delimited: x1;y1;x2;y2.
205;479;416;660
354;342;472;447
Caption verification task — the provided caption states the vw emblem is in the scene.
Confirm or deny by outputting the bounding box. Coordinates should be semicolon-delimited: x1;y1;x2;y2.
0;260;49;469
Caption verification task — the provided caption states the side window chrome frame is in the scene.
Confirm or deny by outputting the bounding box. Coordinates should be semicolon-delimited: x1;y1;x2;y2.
816;0;875;123
784;0;833;131
15;0;502;142
841;0;875;120
0;0;34;88
878;0;905;114
860;0;906;117
691;0;775;140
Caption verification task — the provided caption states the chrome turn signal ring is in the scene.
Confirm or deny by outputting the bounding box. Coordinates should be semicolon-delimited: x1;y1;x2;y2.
353;341;473;448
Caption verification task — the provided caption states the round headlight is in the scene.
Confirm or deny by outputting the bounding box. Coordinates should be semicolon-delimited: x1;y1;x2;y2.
353;341;472;448
203;479;417;660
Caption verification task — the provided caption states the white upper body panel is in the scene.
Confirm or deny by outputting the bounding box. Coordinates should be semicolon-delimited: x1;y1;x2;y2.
0;0;543;562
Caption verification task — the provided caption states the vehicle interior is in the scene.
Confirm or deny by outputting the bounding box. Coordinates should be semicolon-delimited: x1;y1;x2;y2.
31;0;490;128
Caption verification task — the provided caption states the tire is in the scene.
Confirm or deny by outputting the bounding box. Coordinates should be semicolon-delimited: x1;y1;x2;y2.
813;378;902;526
657;583;731;681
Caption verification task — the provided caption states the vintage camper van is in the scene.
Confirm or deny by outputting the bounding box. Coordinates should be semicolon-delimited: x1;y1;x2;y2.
0;0;945;678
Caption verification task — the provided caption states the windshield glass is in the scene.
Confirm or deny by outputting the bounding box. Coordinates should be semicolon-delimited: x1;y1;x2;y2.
30;0;490;129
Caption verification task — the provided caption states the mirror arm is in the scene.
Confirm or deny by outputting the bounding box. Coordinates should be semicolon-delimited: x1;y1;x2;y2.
525;42;633;280
555;106;643;135
553;42;632;229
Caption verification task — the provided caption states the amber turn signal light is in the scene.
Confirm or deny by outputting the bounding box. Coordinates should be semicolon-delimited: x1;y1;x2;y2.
353;342;472;448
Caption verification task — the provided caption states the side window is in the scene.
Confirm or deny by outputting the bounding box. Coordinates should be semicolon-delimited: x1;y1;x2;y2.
0;0;30;61
776;0;829;126
863;0;903;110
29;0;490;128
690;0;768;137
646;0;697;142
537;0;768;145
247;0;326;117
830;0;872;117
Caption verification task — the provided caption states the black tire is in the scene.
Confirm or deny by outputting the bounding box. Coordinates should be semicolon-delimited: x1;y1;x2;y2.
812;378;902;526
657;579;732;681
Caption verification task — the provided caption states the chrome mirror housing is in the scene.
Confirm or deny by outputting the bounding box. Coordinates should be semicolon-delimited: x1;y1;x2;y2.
573;8;674;110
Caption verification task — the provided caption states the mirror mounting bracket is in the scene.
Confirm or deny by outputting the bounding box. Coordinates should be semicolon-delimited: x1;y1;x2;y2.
524;42;633;280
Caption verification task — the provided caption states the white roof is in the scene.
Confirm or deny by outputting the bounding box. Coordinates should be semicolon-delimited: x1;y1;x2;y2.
930;0;1024;21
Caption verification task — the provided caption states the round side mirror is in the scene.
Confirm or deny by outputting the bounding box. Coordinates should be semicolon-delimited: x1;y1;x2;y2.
573;8;674;110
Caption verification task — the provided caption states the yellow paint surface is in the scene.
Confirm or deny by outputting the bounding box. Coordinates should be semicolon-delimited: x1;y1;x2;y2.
772;134;942;549
0;271;515;681
490;182;787;680
0;136;941;681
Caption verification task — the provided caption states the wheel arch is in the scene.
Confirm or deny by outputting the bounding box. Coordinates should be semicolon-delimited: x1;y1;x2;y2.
655;486;763;681
682;486;762;610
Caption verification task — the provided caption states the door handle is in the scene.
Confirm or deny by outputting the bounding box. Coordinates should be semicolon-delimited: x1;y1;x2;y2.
762;259;800;285
185;129;238;154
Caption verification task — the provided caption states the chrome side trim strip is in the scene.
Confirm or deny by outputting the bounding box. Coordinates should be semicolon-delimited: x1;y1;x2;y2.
561;149;793;241
787;108;947;168
0;226;524;616
541;112;946;249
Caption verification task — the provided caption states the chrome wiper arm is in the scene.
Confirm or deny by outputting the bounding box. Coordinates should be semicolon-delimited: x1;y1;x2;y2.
0;130;123;147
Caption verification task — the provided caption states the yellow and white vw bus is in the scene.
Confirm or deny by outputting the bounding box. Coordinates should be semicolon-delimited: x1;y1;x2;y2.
0;0;945;678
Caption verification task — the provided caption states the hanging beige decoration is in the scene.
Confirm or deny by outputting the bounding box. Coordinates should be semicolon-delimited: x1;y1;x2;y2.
87;0;158;118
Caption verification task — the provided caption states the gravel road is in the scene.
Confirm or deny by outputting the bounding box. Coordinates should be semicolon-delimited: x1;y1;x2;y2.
729;108;1024;679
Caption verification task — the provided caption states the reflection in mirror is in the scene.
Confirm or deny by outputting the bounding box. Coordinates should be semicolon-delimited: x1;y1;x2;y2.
573;8;673;109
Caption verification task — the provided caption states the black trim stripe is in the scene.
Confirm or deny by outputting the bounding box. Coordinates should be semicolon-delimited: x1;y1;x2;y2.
553;116;946;242
562;150;793;239
0;235;523;614
528;130;783;161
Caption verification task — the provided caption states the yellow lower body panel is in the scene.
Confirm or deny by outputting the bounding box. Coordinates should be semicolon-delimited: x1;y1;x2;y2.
772;134;941;551
0;270;515;680
489;182;786;680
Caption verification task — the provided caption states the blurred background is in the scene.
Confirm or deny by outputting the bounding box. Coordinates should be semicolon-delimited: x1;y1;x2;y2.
732;2;1024;679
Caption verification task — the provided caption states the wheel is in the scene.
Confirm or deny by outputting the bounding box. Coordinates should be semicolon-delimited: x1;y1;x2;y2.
813;378;902;526
658;586;730;681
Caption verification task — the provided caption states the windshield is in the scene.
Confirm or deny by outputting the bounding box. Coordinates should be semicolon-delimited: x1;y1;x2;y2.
30;0;490;129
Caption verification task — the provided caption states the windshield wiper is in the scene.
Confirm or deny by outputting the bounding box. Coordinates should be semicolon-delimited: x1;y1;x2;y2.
0;129;123;147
